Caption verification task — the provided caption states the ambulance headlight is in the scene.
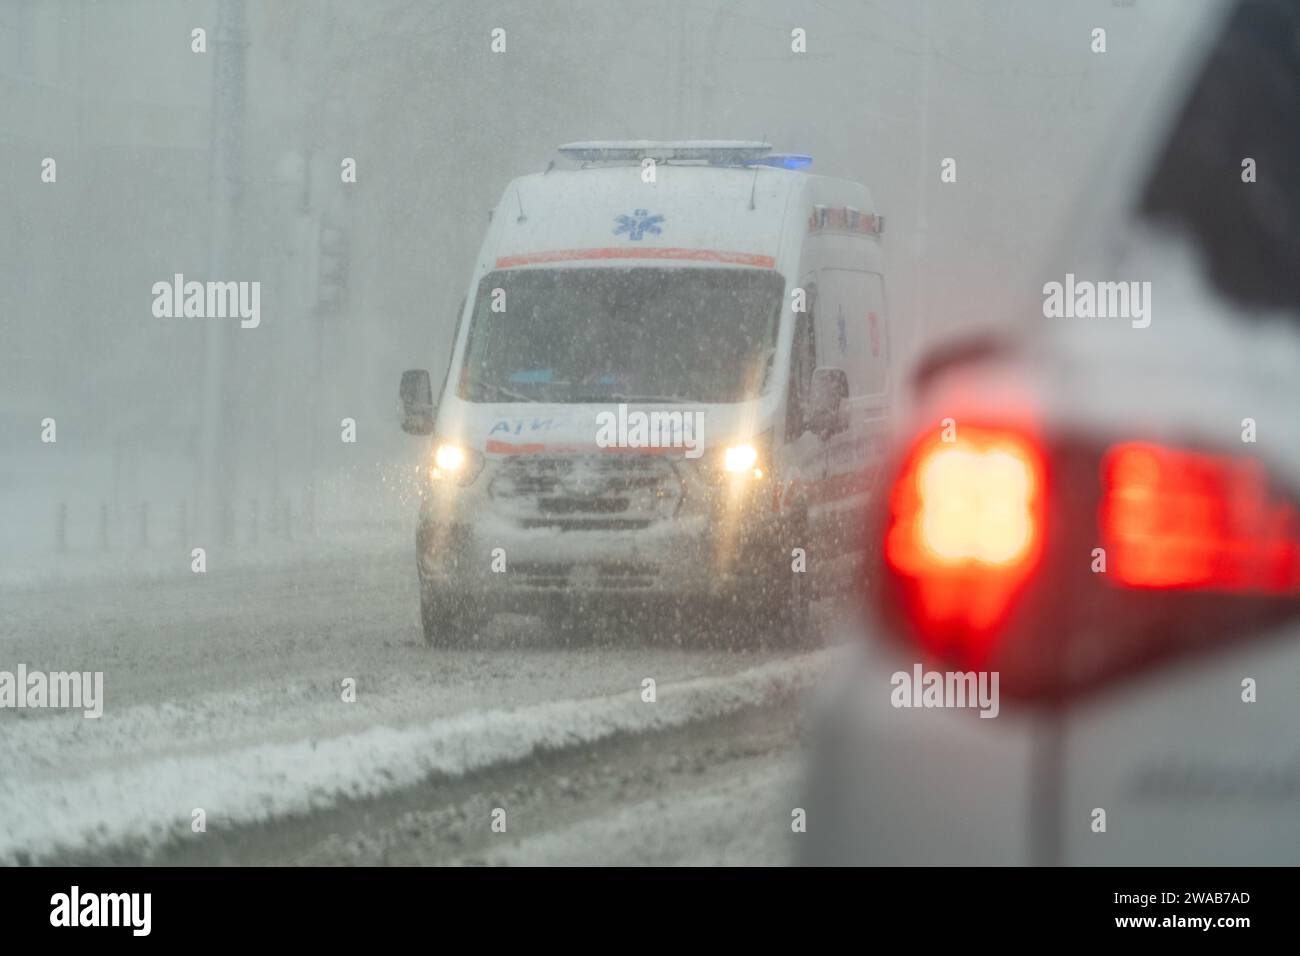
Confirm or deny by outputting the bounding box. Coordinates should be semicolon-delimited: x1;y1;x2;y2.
723;442;761;476
431;442;483;485
435;443;466;472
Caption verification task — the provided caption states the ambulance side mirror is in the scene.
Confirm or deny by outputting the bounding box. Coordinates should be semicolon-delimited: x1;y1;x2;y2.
399;369;436;435
808;367;849;438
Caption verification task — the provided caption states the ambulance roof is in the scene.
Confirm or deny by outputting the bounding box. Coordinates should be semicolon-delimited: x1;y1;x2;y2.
488;164;874;272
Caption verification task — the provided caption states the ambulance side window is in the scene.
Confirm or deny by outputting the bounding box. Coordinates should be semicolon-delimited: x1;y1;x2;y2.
444;295;467;400
787;287;818;440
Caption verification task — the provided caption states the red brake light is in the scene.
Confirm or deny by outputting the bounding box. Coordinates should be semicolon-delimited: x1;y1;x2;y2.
884;426;1046;645
1101;443;1300;593
874;427;1300;699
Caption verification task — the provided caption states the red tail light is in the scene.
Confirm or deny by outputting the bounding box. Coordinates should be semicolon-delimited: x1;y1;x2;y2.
1101;443;1300;593
874;426;1300;698
884;426;1046;654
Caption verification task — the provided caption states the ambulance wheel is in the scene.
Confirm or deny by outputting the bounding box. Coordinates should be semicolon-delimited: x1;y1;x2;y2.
759;511;813;647
773;557;813;647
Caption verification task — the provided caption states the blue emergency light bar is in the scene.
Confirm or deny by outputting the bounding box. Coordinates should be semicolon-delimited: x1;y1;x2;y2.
744;154;813;170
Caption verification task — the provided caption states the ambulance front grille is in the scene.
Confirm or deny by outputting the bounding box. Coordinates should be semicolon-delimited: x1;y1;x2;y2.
488;455;682;531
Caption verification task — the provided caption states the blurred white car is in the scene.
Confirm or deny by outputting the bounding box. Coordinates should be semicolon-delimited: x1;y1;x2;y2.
803;0;1300;865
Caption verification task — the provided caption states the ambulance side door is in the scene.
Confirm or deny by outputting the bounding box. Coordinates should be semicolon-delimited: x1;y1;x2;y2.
811;267;890;558
785;275;826;528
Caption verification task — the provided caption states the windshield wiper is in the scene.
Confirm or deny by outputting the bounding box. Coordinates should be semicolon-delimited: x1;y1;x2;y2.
567;392;693;404
475;382;540;402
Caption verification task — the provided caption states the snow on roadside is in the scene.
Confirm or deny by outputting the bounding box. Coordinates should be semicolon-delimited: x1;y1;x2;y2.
0;648;838;863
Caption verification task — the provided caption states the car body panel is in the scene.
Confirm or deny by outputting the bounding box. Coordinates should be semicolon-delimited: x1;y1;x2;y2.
803;0;1300;864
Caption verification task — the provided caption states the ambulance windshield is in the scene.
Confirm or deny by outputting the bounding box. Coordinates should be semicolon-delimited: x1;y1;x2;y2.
458;267;784;404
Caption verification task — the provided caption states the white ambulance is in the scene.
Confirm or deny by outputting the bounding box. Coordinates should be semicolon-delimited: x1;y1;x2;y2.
399;141;892;645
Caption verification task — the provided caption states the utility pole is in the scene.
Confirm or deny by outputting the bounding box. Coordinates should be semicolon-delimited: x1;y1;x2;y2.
302;144;320;538
199;0;247;545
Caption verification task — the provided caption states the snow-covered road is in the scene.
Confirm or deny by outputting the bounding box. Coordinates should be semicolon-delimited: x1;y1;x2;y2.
1;546;840;864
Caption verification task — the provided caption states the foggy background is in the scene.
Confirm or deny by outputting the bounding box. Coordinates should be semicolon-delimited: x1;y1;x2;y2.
0;0;1191;578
